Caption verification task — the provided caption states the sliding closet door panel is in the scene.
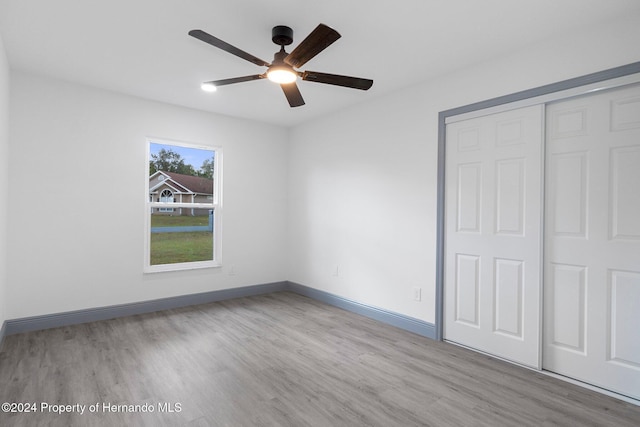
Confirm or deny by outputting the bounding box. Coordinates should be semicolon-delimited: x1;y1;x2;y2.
544;83;640;400
445;105;543;368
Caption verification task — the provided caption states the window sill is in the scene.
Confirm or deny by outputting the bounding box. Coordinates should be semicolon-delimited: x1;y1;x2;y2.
144;260;222;274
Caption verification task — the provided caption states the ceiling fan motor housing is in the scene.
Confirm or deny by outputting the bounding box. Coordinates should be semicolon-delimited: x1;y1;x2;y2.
272;25;293;46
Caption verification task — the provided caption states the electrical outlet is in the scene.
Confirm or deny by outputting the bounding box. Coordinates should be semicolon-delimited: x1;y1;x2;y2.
332;265;339;277
228;265;236;276
413;287;422;301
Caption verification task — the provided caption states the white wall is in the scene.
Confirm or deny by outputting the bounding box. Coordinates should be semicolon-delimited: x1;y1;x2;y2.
5;12;640;325
0;33;9;327
287;13;640;323
7;72;289;319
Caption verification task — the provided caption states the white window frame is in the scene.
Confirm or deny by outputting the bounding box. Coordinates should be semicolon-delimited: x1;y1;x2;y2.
144;138;222;273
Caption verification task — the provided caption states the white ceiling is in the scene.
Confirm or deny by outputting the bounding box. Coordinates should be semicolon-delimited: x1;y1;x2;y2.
1;0;639;127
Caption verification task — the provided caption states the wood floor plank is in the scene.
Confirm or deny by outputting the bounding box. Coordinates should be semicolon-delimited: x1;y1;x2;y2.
0;291;638;426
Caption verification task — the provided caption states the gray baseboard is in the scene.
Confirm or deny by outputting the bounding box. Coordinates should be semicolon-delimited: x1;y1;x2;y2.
287;282;436;339
0;280;435;343
3;281;288;336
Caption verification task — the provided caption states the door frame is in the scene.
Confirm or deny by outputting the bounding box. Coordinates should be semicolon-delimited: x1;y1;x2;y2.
435;61;640;341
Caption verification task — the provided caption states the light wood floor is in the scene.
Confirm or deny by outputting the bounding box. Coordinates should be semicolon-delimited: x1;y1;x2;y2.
0;292;638;426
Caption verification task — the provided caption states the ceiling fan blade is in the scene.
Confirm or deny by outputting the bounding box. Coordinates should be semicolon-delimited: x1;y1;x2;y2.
189;29;270;67
204;74;265;87
284;24;341;69
301;71;373;90
281;82;305;107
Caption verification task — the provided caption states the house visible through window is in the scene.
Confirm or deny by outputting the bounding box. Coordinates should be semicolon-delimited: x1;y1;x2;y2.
145;139;221;272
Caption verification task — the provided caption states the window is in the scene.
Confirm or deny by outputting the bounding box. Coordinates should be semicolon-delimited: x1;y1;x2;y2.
145;138;222;272
159;189;174;212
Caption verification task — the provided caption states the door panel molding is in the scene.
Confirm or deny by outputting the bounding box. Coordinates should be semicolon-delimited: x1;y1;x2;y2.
436;61;640;343
444;105;543;368
438;63;640;403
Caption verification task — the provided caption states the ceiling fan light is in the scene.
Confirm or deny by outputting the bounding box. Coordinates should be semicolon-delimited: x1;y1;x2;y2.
267;68;297;84
201;82;217;92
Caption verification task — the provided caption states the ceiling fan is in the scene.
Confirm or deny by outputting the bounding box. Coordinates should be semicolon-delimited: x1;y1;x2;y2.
188;24;373;107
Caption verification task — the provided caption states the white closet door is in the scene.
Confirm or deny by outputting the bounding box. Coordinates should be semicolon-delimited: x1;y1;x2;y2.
544;84;640;400
445;105;544;368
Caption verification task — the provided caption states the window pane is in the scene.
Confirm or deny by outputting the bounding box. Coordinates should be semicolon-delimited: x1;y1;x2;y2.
149;142;215;200
149;210;214;265
147;139;218;270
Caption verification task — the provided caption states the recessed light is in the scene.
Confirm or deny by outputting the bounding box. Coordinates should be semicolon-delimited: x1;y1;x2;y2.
201;82;217;92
